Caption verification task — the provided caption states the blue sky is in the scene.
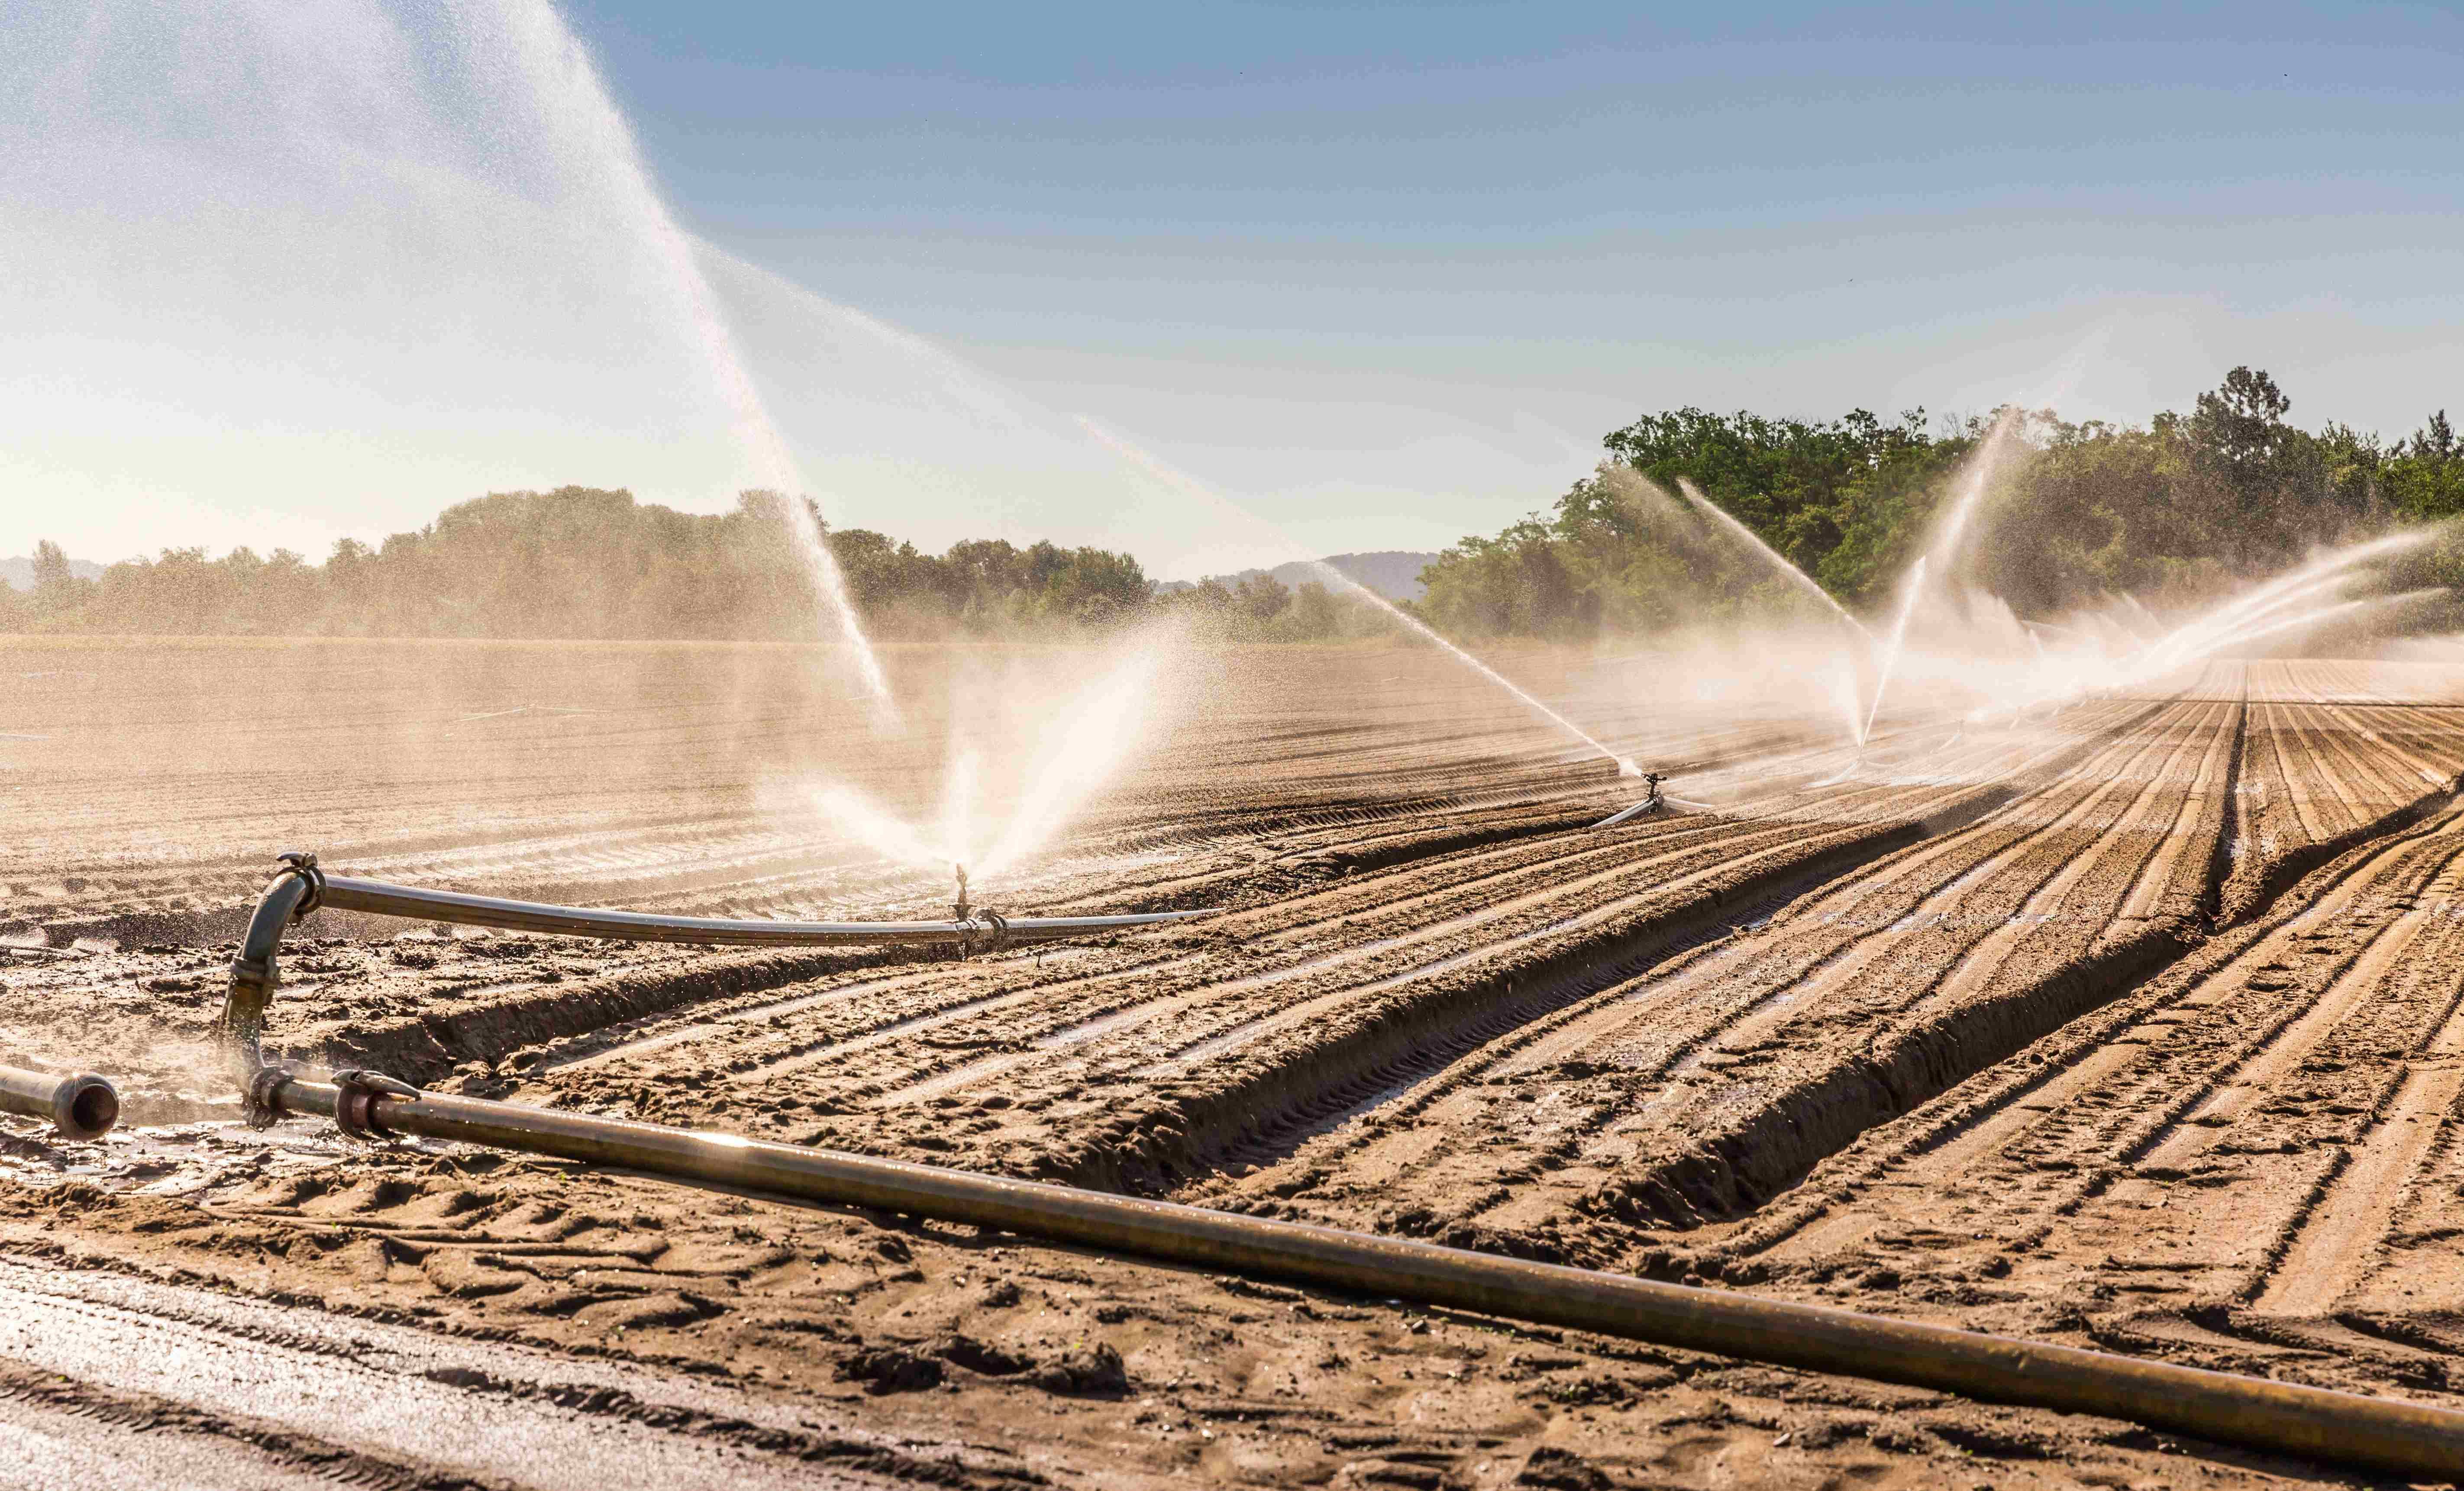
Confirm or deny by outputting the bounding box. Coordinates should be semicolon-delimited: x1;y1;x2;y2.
582;0;2464;557
582;2;2461;365
7;1;2462;571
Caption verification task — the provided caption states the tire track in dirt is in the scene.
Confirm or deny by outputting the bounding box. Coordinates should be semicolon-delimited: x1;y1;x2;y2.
0;1371;354;1491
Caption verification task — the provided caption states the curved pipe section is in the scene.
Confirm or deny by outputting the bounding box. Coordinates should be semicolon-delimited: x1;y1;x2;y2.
219;851;1215;1069
254;1072;2464;1480
0;1066;120;1140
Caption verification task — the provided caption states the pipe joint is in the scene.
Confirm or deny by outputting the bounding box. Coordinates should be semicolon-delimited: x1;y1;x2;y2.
244;1064;293;1130
274;850;326;918
330;1068;420;1141
961;909;1009;958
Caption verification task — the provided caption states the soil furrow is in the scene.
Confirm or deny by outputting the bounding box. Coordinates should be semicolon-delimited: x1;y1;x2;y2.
1688;799;2464;1375
1172;697;2215;1255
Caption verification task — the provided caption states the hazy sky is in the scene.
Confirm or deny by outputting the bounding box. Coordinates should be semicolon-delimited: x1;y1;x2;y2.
6;1;2461;575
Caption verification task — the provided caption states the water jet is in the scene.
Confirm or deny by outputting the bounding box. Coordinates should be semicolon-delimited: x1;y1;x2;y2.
1082;419;1636;778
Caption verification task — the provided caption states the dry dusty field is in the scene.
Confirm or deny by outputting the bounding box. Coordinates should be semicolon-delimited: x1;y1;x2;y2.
7;636;2464;1488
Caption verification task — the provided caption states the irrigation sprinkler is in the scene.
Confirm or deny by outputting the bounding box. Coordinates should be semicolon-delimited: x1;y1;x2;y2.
220;852;1217;1069
238;1068;2464;1479
1591;772;1668;828
1590;773;1721;829
0;1065;119;1141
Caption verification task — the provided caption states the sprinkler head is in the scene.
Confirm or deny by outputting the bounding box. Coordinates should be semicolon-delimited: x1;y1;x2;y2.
953;863;970;922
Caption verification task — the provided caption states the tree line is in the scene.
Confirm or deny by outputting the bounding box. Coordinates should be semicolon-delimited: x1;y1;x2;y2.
11;368;2458;644
1;488;1399;642
1415;368;2464;638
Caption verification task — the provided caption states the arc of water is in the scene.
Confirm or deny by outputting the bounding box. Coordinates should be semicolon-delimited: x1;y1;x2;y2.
1861;555;1928;745
1849;412;2025;744
2123;530;2432;683
1925;410;2022;575
1671;476;1873;748
2131;571;2358;682
1078;418;1641;778
2159;589;2440;674
488;0;894;714
1672;479;1870;638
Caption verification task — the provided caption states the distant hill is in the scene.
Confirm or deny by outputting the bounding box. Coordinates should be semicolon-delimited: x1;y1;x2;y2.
1166;551;1437;603
1;554;105;591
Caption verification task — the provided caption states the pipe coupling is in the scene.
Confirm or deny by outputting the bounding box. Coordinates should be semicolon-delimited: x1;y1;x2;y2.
331;1068;421;1141
244;1064;293;1129
274;850;326;918
961;909;1009;958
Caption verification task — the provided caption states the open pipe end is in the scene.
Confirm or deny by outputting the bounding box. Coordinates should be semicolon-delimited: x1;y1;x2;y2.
51;1073;119;1141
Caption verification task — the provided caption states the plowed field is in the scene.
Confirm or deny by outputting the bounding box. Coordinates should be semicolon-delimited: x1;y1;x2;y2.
9;638;2464;1489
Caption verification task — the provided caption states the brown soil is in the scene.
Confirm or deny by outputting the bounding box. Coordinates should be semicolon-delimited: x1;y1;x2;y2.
9;640;2464;1488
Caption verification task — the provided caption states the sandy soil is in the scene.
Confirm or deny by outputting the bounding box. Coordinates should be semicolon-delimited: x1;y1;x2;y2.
9;639;2464;1488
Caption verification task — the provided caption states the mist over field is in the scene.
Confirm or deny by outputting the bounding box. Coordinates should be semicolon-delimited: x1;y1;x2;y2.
9;0;2464;1485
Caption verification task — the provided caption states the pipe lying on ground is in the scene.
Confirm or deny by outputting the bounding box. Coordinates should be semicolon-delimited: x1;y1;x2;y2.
254;1071;2464;1479
0;1065;119;1140
220;852;1217;1067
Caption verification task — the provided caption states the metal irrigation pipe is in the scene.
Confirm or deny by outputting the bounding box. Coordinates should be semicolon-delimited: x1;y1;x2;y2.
219;852;1217;1068
0;1065;119;1141
244;1071;2464;1478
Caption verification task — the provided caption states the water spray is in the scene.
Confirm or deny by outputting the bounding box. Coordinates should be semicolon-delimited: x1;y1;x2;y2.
1657;475;1873;748
488;0;896;714
1079;419;1639;779
1671;478;1870;640
1954;534;2450;723
2120;531;2432;684
1861;554;1928;745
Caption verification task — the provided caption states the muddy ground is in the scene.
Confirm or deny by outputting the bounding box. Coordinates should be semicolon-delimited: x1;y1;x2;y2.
8;640;2464;1488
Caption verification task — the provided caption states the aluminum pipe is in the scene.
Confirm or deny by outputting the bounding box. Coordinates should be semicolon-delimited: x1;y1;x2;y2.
0;1066;119;1140
311;875;1205;949
219;852;1217;1070
259;1074;2464;1479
